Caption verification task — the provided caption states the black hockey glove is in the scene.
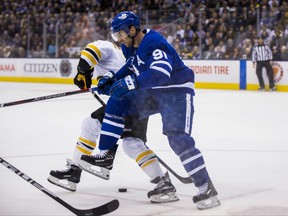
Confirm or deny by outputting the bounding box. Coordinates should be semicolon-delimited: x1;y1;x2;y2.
74;67;93;89
97;71;116;95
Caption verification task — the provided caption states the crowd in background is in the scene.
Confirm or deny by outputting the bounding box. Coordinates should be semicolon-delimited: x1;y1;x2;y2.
0;0;288;60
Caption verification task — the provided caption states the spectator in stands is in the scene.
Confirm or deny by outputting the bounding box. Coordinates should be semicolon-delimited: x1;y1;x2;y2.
15;47;26;58
270;29;287;53
0;0;287;61
31;44;44;58
225;38;235;55
58;45;70;58
241;38;253;57
272;46;282;60
284;24;288;38
173;38;182;54
214;45;224;59
191;45;201;59
162;30;174;45
213;31;224;47
175;24;185;40
233;25;247;47
203;34;213;52
231;47;241;60
0;46;4;57
218;40;226;54
259;24;272;45
203;44;215;60
242;47;252;60
3;45;13;58
47;40;56;58
280;45;288;60
180;47;193;59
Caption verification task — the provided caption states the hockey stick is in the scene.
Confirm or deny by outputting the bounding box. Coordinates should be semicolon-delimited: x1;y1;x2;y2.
91;91;106;106
0;157;119;216
90;92;193;184
155;155;193;184
0;87;98;108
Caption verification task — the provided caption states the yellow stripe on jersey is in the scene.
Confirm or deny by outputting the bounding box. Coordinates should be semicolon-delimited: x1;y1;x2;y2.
81;50;97;65
87;43;102;60
141;158;157;168
77;145;92;155
79;137;96;148
136;150;153;163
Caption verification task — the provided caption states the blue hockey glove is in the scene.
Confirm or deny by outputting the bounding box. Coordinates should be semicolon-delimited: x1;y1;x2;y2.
109;75;137;99
97;71;116;95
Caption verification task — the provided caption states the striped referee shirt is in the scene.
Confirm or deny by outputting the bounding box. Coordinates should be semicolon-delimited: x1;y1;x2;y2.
252;44;273;62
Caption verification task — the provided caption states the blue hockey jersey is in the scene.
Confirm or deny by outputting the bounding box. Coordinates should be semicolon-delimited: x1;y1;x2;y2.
117;29;195;94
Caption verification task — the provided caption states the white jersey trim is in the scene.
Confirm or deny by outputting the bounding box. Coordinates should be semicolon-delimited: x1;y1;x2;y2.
103;119;125;128
152;82;194;90
185;93;192;134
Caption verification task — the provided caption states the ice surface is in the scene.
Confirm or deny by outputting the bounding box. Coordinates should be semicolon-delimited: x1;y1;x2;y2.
1;82;288;215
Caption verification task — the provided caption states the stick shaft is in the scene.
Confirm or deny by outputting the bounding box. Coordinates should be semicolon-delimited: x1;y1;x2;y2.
91;92;106;106
0;88;93;108
156;155;193;184
0;157;119;216
0;157;75;212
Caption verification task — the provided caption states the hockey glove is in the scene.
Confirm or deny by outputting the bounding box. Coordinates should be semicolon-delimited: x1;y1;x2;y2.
109;75;137;99
74;67;93;89
97;71;116;95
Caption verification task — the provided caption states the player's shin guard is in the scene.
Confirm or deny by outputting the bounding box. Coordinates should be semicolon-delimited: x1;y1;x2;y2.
73;117;100;163
79;145;118;180
168;133;220;209
122;137;164;181
73;137;97;163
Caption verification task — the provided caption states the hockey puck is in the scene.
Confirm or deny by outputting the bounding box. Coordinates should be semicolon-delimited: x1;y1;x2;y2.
118;188;127;192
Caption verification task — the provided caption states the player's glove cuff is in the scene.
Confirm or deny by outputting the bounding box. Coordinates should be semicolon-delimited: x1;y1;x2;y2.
96;71;116;95
109;75;137;99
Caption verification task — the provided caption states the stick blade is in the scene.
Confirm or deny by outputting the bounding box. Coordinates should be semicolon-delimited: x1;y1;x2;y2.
75;199;119;216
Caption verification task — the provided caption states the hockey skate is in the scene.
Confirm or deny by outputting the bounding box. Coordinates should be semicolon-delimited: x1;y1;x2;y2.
48;159;82;192
193;179;221;210
79;148;116;180
148;172;179;203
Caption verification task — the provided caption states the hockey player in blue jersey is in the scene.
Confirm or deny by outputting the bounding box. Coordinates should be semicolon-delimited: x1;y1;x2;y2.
47;40;179;203
79;11;220;210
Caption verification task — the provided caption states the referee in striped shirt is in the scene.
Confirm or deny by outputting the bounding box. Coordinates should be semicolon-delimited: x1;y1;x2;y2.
252;37;276;91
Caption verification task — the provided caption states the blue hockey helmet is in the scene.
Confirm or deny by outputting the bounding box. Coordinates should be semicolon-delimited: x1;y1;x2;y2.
110;11;141;35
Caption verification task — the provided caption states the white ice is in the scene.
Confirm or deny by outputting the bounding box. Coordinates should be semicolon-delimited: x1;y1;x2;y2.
0;82;288;216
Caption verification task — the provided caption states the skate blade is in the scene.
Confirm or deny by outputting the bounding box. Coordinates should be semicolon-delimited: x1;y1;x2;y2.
79;160;110;180
47;176;77;192
196;196;221;210
150;192;180;203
